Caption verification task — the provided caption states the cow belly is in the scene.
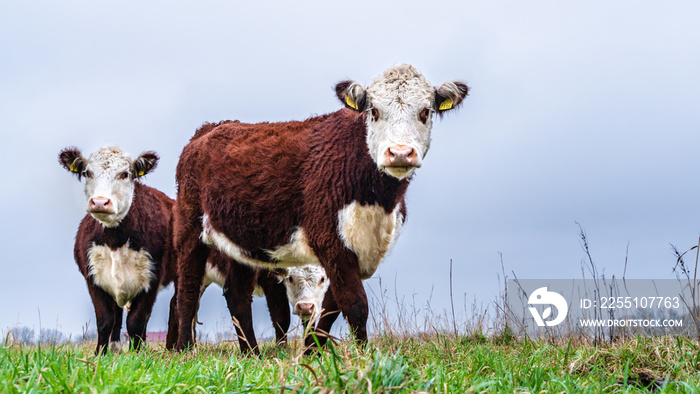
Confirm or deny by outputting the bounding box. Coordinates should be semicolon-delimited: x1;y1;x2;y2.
200;262;265;296
87;243;155;308
200;215;320;268
338;202;404;279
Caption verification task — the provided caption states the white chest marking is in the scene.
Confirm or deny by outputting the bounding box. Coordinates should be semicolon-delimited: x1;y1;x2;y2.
200;215;320;268
202;262;226;289
338;202;404;279
87;243;154;308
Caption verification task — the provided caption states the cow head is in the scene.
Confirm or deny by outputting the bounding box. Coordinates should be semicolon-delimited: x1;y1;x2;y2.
336;64;469;179
58;146;159;227
274;265;330;322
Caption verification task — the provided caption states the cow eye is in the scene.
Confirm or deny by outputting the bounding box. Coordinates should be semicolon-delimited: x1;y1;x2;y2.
287;276;294;284
119;171;130;180
419;108;431;122
319;277;326;284
370;106;379;121
83;170;93;179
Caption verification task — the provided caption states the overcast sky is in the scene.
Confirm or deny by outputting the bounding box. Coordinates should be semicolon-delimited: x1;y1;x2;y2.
2;1;699;340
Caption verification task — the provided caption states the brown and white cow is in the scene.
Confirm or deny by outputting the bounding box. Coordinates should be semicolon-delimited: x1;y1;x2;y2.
278;265;330;324
59;146;176;354
166;252;293;349
173;64;468;351
181;255;330;347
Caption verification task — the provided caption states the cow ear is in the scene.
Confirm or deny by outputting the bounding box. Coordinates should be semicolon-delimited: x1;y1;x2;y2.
434;81;469;114
58;147;86;179
335;80;367;112
134;151;159;178
269;267;287;279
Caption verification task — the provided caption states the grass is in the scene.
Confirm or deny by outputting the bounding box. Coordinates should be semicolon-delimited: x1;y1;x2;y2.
4;228;700;392
2;333;700;393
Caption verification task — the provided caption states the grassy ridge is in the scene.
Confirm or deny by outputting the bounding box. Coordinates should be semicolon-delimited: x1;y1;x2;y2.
2;334;700;393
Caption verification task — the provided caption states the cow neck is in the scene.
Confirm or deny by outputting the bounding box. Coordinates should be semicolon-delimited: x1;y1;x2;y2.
99;182;144;249
358;158;410;212
309;110;410;214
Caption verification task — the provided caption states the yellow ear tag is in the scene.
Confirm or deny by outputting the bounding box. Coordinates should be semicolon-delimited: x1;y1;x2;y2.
346;96;358;110
69;163;78;173
138;170;144;177
439;98;453;111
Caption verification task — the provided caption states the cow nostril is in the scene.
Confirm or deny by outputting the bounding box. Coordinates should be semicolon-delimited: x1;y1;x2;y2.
296;303;315;315
386;146;416;165
90;197;112;210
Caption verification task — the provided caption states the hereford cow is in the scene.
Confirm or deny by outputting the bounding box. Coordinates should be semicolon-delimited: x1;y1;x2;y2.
278;265;330;324
167;254;330;349
59;146;175;354
199;257;330;333
173;64;468;352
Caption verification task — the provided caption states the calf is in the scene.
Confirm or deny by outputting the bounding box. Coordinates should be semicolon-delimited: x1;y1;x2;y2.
173;64;468;351
278;265;330;325
176;254;329;349
59;146;175;354
202;255;330;341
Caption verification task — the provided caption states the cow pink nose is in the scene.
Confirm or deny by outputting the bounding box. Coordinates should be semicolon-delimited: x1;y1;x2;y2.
295;303;315;317
89;197;112;211
385;145;417;166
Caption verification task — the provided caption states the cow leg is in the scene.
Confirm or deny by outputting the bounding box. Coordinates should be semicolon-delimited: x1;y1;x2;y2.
174;217;209;351
323;253;368;346
223;261;259;355
165;289;178;350
332;272;367;344
87;283;118;355
109;305;124;351
259;270;290;346
126;288;158;351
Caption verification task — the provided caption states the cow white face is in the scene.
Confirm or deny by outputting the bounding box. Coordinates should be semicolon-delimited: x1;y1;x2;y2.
336;64;469;179
59;147;159;228
276;265;330;322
